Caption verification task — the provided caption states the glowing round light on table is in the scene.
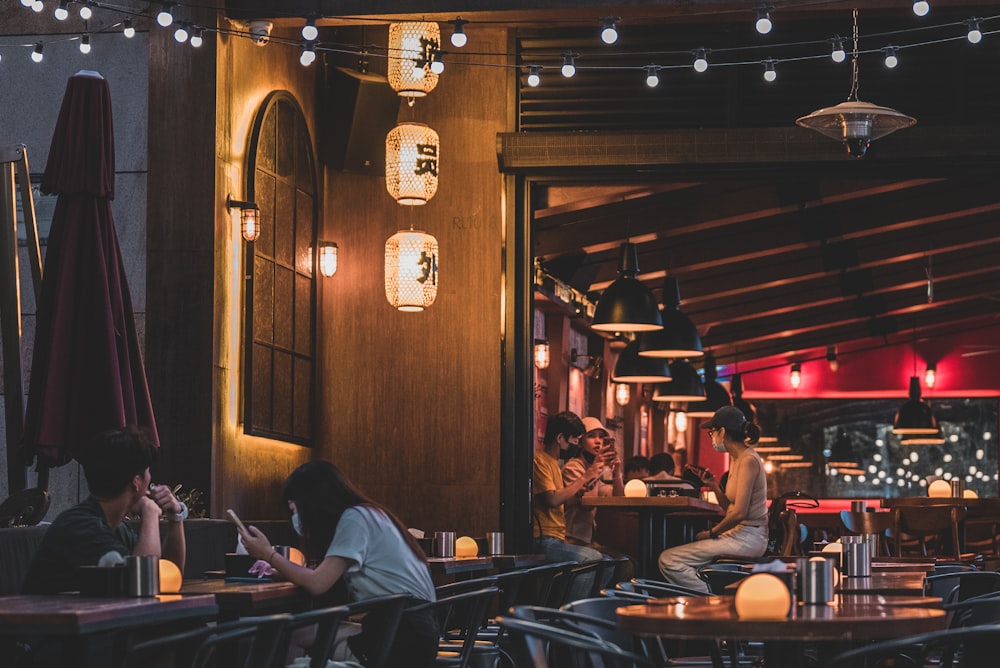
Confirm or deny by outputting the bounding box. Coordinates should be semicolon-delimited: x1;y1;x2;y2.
624;479;648;498
288;547;306;565
734;573;792;620
455;536;479;557
159;559;183;593
964;489;979;499
928;479;951;498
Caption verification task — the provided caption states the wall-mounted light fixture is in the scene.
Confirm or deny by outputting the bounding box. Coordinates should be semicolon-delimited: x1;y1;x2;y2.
533;339;550;369
826;345;839;372
614;382;630;406
227;195;260;242
789;363;802;389
924;363;937;389
318;241;338;277
384;229;438;311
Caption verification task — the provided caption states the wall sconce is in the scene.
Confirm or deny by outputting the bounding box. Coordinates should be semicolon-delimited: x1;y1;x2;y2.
386;122;439;205
614;382;630;406
533;339;550;369
826;345;839;372
570;348;603;379
789;363;801;389
228;196;260;241
924;363;937;389
318;241;338;277
384;229;438;311
388;22;440;98
674;410;687;433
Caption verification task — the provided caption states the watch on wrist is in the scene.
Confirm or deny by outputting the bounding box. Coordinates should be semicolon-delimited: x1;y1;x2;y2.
169;501;189;522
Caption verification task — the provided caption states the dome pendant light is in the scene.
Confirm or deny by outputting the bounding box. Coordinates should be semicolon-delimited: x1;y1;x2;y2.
638;276;703;358
796;9;914;158
685;354;732;418
651;360;705;403
592;242;663;333
892;376;939;435
611;339;671;384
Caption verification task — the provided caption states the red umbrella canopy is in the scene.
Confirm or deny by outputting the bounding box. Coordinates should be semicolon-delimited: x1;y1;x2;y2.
23;71;158;468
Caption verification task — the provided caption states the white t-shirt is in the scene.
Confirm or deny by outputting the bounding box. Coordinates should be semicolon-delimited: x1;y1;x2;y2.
325;505;436;603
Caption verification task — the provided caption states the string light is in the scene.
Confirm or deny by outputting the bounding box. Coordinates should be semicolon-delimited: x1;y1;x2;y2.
966;19;982;44
54;1;69;21
883;46;899;68
693;48;709;72
31;41;43;62
601;17;619;45
913;1;930;18
31;1;43;13
190;27;203;48
645;65;659;87
561;52;576;78
79;33;91;54
763;59;776;82
19;0;32;7
430;50;445;74
299;42;315;66
78;2;92;20
449;17;468;47
301;18;318;42
157;2;175;28
174;25;189;43
527;64;541;87
755;6;773;35
830;36;846;62
123;18;135;38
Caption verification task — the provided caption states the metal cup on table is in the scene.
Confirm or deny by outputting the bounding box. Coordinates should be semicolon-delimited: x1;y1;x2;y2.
487;531;505;556
125;555;159;597
435;531;456;558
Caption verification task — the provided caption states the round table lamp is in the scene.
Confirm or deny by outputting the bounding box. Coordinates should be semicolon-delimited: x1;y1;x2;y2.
964;489;979;499
288;547;306;566
624;479;648;497
734;573;792;620
928;479;951;498
455;535;479;557
158;559;183;594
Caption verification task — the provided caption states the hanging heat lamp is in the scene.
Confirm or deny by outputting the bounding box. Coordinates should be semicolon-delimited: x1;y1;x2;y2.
892;376;939;435
651;360;705;403
384;229;438;311
387;22;441;98
386;122;439;205
592;242;663;333
637;276;703;359
611;339;671;383
685;354;732;418
796;9;915;158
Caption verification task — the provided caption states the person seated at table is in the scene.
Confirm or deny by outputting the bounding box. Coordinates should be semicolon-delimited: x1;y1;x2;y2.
624;455;651;482
238;460;438;668
657;406;768;593
22;426;187;594
563;416;624;548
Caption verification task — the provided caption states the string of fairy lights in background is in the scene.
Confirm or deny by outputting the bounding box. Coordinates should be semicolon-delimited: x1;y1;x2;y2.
1;0;997;85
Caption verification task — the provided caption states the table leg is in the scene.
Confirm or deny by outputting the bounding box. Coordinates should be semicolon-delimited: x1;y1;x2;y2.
638;510;654;579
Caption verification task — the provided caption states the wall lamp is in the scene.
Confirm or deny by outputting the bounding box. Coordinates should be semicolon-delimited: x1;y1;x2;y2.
789;363;802;389
227;195;260;242
533;339;550;369
318;241;338;277
924;363;937;389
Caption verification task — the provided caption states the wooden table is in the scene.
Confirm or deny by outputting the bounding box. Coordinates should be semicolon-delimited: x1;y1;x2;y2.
618;595;946;668
0;593;218;667
581;497;723;579
181;578;308;621
427;556;495;577
838;572;927;596
490;554;547;571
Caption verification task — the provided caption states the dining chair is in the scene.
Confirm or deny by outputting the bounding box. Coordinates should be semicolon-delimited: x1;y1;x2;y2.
839;509;895;557
410;585;498;668
822;623;1000;668
123;613;292;668
893;505;966;558
497;613;655;668
546;560;605;606
924;571;1000;604
696;565;749;595
620;578;709;598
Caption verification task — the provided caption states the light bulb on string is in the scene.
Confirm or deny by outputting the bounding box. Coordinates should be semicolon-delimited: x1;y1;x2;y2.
600;18;619;45
20;0;33;7
299;43;316;66
644;65;659;88
430;50;444;75
763;59;776;82
966;20;982;44
527;65;541;87
31;1;43;13
157;3;175;28
190;27;203;48
79;34;91;54
174;26;189;43
301;18;318;42
561;52;576;78
123;18;136;38
755;6;773;35
693;48;709;73
54;2;69;21
830;37;846;63
912;1;930;17
883;46;899;69
31;42;43;62
449;18;468;47
79;2;92;20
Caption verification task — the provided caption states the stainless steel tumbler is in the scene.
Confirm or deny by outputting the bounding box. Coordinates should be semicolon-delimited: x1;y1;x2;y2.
803;557;833;604
487;532;505;555
125;555;159;596
435;531;456;558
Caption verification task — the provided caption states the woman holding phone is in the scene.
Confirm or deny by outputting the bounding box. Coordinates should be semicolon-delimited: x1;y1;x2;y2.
237;460;437;667
562;416;624;548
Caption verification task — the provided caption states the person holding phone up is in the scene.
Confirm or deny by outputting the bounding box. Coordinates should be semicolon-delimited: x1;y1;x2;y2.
562;416;624;549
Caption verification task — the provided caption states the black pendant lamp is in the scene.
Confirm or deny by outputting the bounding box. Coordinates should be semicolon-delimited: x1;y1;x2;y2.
892;377;939;435
686;354;733;418
637;276;704;359
592;242;664;333
612;339;671;383
730;373;756;421
652;360;706;402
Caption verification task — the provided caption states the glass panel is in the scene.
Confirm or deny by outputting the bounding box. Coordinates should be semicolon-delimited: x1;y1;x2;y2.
273;266;293;349
272;350;293;434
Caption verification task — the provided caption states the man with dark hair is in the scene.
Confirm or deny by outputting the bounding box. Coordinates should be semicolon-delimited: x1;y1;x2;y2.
533;411;606;593
22;427;186;594
624;455;650;482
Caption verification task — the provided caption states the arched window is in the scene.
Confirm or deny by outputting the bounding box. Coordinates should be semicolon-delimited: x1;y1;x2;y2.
243;92;316;445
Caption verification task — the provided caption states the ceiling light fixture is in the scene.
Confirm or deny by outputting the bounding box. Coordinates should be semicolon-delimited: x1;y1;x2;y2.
892;376;939;435
611;339;671;384
638;276;703;359
592;242;663;333
652;360;706;403
797;10;914;158
685;354;732;418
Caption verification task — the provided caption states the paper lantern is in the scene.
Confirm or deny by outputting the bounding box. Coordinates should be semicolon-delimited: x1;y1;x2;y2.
624;479;648;498
734;573;792;620
388;22;440;97
159;559;183;593
455;536;479;557
386;122;439;205
928;479;952;498
385;230;439;311
288;547;306;566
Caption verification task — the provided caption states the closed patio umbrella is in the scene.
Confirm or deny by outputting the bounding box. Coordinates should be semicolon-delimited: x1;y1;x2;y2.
22;70;157;469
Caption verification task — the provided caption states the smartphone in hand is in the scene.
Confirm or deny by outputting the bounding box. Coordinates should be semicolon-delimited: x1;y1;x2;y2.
226;508;248;534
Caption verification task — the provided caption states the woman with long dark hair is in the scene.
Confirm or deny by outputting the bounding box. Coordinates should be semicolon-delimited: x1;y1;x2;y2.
239;460;437;667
